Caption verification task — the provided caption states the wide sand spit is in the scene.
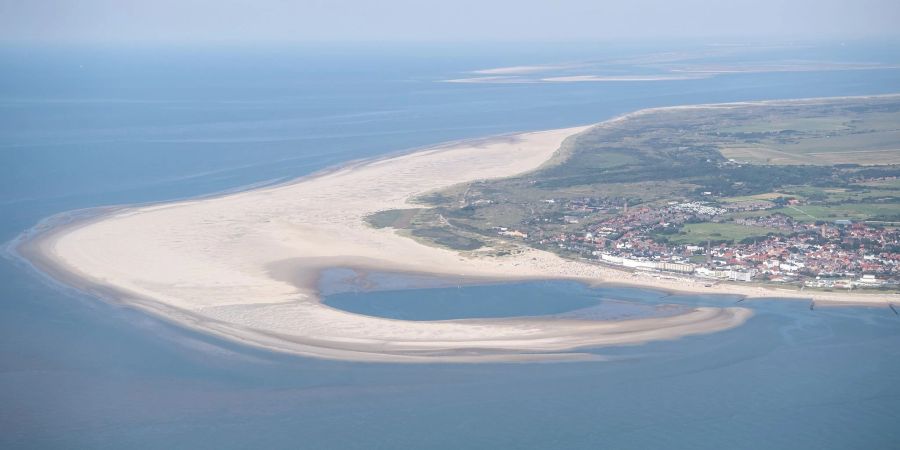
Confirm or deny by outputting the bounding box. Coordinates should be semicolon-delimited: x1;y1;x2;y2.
19;98;898;363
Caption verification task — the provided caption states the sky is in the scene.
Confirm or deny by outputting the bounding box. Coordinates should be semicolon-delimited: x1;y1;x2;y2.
1;0;899;44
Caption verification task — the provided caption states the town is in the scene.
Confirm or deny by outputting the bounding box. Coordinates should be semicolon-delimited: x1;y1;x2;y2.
498;196;900;290
413;97;900;293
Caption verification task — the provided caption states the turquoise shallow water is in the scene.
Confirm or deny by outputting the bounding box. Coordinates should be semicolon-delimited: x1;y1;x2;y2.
2;42;900;449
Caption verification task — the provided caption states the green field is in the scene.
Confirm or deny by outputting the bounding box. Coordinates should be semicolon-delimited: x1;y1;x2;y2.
859;178;900;189
662;223;781;244
774;203;900;222
782;186;900;203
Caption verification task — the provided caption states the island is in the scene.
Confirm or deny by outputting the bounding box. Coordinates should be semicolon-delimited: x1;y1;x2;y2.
14;95;900;362
380;95;900;297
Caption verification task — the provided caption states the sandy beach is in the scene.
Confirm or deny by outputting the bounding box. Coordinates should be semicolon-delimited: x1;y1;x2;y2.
15;101;898;363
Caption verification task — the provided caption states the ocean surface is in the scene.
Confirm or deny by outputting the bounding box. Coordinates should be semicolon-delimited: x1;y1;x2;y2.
2;41;900;449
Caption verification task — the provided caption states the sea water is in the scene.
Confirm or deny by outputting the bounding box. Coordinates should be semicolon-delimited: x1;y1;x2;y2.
2;42;900;449
320;269;691;320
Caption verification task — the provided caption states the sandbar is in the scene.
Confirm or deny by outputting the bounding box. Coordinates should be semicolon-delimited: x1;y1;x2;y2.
19;102;887;363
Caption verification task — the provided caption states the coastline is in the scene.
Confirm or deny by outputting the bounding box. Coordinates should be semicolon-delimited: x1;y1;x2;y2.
12;95;900;363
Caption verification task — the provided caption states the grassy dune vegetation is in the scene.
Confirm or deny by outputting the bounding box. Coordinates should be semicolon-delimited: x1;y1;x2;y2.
369;96;900;255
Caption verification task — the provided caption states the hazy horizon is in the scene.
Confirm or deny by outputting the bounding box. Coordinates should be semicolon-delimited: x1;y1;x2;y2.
2;0;899;45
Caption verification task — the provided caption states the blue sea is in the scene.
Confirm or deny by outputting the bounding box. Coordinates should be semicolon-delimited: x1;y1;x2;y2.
2;41;900;449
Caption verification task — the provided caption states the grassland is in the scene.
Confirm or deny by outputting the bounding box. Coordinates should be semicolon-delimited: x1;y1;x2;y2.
366;208;492;251
371;96;900;258
717;110;900;165
367;209;420;229
718;192;785;202
774;204;900;223
660;223;782;245
778;186;900;203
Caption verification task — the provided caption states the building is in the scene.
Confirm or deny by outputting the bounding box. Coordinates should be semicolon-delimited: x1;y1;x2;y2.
655;261;695;273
